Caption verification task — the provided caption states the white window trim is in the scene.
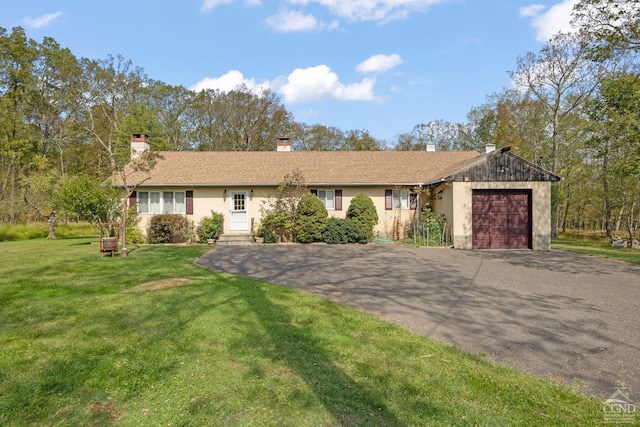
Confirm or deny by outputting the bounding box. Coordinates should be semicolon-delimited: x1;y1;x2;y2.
393;189;410;210
316;189;335;210
138;191;186;214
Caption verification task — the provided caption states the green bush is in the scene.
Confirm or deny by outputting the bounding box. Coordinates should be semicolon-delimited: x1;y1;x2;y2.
294;192;328;243
324;218;368;244
196;211;224;242
258;212;292;243
126;207;145;244
147;214;193;244
346;193;379;242
407;207;448;246
422;208;448;246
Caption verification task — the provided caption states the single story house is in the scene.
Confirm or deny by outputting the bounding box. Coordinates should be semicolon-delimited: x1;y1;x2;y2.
116;134;560;250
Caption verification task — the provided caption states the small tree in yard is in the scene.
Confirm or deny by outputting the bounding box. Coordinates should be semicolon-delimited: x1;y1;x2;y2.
260;169;308;242
54;175;118;224
294;192;328;243
116;150;162;256
22;170;62;239
346;193;379;242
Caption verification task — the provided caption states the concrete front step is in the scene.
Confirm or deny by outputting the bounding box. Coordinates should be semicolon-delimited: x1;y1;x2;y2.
216;234;254;245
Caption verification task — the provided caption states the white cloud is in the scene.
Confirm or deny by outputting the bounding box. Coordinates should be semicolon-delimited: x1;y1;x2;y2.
279;65;376;103
265;10;339;32
520;0;578;42
190;70;271;93
519;4;545;18
201;0;234;12
201;0;261;12
356;54;403;73
265;10;320;32
192;65;377;104
23;12;63;29
287;0;445;23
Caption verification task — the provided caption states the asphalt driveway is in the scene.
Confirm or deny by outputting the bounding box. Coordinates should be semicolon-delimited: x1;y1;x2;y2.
196;244;640;397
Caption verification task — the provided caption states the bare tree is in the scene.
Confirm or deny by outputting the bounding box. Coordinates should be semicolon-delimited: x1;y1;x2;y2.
510;33;604;236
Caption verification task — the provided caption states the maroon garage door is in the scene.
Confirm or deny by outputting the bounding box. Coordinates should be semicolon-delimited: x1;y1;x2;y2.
472;190;532;249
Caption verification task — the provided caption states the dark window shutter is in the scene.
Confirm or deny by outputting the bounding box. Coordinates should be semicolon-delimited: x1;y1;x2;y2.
385;189;392;210
129;191;137;208
310;189;318;196
410;193;417;210
335;189;342;211
186;190;194;215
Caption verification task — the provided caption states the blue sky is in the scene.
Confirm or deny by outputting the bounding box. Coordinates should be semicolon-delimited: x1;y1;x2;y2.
3;0;578;143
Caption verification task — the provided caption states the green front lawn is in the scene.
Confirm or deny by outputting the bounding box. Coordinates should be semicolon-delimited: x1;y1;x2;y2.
0;239;602;426
553;233;640;265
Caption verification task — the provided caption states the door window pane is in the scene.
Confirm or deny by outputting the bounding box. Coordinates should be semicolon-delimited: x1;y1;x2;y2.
233;193;245;211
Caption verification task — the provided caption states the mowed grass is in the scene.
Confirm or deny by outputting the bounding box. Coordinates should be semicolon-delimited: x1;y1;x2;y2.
0;239;602;426
553;233;640;265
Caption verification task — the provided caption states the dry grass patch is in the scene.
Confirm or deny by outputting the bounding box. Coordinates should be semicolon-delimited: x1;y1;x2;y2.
124;278;195;293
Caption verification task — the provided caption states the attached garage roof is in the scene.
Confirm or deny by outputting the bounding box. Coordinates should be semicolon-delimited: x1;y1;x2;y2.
117;150;482;187
427;148;561;184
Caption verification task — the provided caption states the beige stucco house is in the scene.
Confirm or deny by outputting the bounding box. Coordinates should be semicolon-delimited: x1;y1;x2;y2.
118;134;560;250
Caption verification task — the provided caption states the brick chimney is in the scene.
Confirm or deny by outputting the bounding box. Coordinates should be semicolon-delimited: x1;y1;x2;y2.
131;134;150;159
276;137;291;152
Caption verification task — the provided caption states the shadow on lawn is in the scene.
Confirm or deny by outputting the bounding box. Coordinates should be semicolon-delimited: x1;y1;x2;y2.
228;276;409;426
197;244;640;397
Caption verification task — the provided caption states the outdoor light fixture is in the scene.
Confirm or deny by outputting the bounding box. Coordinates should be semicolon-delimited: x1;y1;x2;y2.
223;189;227;201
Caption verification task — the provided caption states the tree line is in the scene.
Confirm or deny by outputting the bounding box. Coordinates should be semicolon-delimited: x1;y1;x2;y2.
1;0;638;240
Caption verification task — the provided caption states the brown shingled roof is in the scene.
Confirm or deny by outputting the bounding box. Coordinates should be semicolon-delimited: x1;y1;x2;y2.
116;150;481;187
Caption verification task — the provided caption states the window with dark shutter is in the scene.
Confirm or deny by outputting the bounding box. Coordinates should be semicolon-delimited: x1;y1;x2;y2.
129;191;137;208
186;190;194;215
385;189;392;210
310;189;318;196
410;193;417;210
335;189;342;211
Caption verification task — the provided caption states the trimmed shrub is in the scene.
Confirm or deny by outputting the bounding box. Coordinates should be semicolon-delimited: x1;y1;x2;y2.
126;206;145;244
147;214;193;244
294;192;328;243
196;211;224;242
324;218;368;244
258;212;292;243
346;193;379;242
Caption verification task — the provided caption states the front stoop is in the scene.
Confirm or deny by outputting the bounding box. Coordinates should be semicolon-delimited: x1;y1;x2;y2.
216;234;254;245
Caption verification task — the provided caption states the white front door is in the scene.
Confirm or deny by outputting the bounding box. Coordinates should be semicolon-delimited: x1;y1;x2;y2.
229;191;249;231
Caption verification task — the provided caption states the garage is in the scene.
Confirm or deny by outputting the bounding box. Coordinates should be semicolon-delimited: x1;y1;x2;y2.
472;189;532;249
